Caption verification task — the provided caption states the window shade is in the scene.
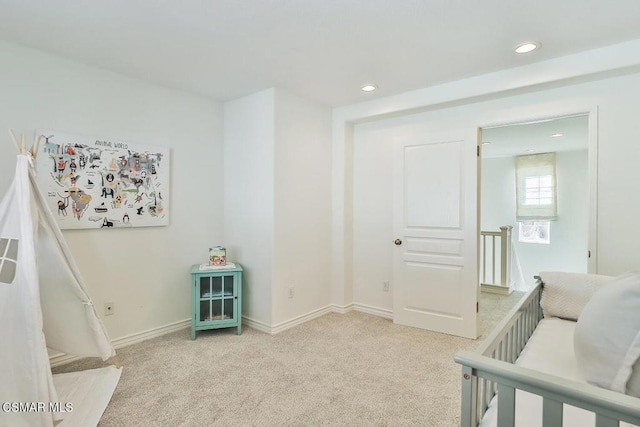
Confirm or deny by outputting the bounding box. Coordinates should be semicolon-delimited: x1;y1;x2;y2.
515;152;557;220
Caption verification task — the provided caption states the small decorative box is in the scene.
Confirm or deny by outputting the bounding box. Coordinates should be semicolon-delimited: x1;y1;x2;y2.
209;246;226;266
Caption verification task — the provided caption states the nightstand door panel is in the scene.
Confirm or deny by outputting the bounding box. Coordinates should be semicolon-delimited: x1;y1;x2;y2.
191;264;243;339
199;276;210;297
223;298;234;321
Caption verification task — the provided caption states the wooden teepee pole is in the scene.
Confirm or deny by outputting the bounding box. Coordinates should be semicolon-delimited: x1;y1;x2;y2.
30;134;42;159
8;130;42;157
8;129;20;153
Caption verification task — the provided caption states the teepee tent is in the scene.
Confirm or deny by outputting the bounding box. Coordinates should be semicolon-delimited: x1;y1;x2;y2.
0;132;121;427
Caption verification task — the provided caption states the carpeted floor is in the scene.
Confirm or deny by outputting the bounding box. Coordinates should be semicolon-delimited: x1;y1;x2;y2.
53;292;524;427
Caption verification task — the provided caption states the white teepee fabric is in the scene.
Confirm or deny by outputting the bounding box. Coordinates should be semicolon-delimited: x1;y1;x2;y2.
0;151;120;427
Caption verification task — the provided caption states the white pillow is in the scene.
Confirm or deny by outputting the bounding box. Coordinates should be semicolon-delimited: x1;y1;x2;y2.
574;270;640;397
539;271;613;320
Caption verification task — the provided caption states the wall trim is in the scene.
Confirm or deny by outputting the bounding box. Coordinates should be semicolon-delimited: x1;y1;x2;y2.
51;305;394;367
111;318;191;349
331;302;354;314
245;303;391;334
241;315;272;334
270;305;333;334
351;303;393;319
49;353;84;368
50;318;190;368
245;303;395;334
244;306;334;335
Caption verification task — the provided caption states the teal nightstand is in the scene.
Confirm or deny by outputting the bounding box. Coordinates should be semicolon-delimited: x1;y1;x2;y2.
190;263;243;339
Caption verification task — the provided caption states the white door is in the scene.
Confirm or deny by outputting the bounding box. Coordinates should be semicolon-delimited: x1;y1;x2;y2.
393;129;479;339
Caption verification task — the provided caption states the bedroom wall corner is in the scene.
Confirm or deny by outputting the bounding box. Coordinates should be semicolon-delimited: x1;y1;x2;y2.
0;39;225;341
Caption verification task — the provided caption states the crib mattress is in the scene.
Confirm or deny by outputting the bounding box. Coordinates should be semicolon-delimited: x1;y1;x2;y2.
479;317;636;427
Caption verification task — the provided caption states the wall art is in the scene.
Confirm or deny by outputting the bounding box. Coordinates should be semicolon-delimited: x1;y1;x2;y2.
36;130;170;229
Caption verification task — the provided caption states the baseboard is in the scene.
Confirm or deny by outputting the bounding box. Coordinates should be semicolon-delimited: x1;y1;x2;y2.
111;318;191;349
481;283;513;295
264;305;335;335
50;353;84;368
241;316;272;334
244;305;350;335
49;318;191;368
352;303;393;319
51;303;394;367
330;303;354;314
244;302;391;334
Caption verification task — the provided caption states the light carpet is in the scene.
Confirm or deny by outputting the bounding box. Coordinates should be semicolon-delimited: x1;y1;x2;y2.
53;292;523;427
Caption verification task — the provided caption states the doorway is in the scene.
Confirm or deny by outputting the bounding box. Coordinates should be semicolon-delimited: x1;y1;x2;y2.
392;129;479;339
480;114;594;290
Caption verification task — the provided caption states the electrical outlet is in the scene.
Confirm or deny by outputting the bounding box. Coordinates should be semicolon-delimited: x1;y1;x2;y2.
383;281;390;292
288;286;294;299
104;302;115;316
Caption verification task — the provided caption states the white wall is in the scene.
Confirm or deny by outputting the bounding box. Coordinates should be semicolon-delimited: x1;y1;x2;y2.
350;71;640;311
0;40;223;340
224;88;332;330
352;126;394;312
273;90;332;325
481;151;589;284
1;39;332;338
223;89;275;327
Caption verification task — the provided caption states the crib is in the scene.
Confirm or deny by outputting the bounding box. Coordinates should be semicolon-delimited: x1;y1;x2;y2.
454;274;640;427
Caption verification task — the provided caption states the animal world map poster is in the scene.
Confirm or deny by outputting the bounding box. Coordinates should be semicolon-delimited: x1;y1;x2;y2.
36;130;170;230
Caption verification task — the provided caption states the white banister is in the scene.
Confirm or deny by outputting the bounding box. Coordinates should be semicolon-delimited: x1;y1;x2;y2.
480;225;513;294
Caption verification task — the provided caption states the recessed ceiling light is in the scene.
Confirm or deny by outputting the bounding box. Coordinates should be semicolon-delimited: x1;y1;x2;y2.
525;149;535;153
361;84;377;92
514;42;540;54
481;141;491;145
551;133;563;138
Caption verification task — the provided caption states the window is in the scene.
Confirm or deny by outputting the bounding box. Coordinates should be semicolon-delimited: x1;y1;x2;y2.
0;238;19;285
518;220;550;244
524;175;554;206
516;152;557;221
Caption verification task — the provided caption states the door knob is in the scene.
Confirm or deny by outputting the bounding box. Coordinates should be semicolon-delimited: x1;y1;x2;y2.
394;239;402;246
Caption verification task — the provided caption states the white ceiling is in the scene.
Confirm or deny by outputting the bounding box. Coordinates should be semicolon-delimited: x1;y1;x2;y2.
481;115;589;159
1;1;640;107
